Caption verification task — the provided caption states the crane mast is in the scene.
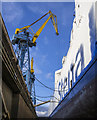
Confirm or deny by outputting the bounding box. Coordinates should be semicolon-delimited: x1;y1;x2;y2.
12;10;59;105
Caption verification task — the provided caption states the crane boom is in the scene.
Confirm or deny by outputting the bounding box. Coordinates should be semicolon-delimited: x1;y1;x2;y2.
14;10;59;44
15;11;49;34
33;100;50;107
33;14;52;43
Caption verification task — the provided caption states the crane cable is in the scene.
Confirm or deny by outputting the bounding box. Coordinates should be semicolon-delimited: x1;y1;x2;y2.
35;76;55;91
35;76;68;92
31;93;59;103
34;96;59;103
21;67;68;92
21;59;68;92
35;95;59;101
21;66;68;93
31;91;60;101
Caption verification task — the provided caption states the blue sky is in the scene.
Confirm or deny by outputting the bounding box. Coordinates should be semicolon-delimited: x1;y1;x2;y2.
2;2;75;116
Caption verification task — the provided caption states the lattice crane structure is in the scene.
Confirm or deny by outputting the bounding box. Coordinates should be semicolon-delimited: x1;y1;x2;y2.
12;10;59;105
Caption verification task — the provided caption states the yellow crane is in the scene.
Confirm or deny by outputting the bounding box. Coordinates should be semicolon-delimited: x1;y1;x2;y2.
12;10;59;105
14;10;59;45
15;10;59;74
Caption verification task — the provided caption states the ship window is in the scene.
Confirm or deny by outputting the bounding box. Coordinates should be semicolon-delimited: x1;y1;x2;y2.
65;78;67;86
70;80;72;88
64;78;67;89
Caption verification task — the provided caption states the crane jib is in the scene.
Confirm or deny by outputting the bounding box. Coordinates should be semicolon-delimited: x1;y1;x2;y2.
15;10;59;40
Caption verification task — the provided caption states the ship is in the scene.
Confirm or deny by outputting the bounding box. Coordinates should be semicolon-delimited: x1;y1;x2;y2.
48;0;97;118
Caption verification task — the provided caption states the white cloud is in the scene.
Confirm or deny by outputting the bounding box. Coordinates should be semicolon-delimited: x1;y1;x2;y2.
36;111;47;117
33;55;47;74
35;67;42;74
30;47;39;58
27;5;47;15
35;46;39;51
34;64;42;74
46;72;53;80
41;55;47;63
43;36;49;45
36;105;49;117
61;4;75;27
2;2;23;26
30;48;48;75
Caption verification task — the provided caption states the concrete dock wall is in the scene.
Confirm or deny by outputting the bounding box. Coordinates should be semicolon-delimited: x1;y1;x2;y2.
0;13;37;119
